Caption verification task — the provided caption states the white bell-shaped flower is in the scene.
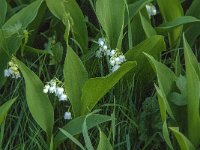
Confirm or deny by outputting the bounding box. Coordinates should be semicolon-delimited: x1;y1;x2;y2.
112;65;120;72
4;69;11;77
59;94;67;101
56;87;64;96
64;112;72;120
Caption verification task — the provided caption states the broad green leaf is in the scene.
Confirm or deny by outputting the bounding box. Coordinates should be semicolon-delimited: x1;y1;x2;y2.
15;58;54;138
0;0;7;26
64;46;88;116
2;0;43;29
59;129;85;150
125;35;165;85
145;54;176;120
0;0;43;88
80;62;137;115
140;13;156;38
156;16;200;33
183;35;200;78
144;53;177;97
169;127;195;150
157;0;183;46
96;0;125;49
126;0;153;25
97;131;113;150
130;12;147;46
183;35;200;146
185;0;200;46
54;114;111;147
0;98;16;125
27;2;47;46
46;0;88;52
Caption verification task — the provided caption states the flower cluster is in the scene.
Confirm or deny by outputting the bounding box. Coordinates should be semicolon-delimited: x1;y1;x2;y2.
109;49;126;72
96;38;110;58
96;38;126;72
43;78;72;120
4;60;21;79
145;4;157;18
43;79;67;101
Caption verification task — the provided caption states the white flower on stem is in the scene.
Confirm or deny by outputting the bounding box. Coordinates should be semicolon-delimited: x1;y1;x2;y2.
56;87;64;96
96;38;111;58
119;55;126;63
59;94;67;101
110;49;116;57
4;60;21;79
45;84;50;90
43;77;69;113
43;84;50;93
43;88;49;93
15;72;21;79
64;112;72;120
110;59;115;66
146;4;157;18
4;69;11;77
103;45;107;50
8;61;14;67
98;38;104;46
114;57;121;65
106;49;111;56
112;65;120;72
49;86;56;93
50;80;56;87
109;49;126;72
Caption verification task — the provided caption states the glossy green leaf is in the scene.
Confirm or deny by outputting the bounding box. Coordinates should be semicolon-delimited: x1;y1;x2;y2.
97;131;113;150
0;98;16;125
0;0;7;26
0;0;43;88
54;114;111;147
157;0;183;46
140;13;156;38
144;53;177;96
130;12;147;46
183;35;200;146
169;127;195;150
15;58;54;138
126;0;153;25
96;0;125;49
156;16;200;33
64;46;88;116
2;0;43;29
125;35;165;85
46;0;88;52
145;54;176;120
80;62;137;115
185;0;200;46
